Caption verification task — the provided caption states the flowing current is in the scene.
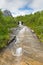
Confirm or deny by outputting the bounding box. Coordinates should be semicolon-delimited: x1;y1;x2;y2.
10;26;28;56
9;22;28;57
0;21;43;65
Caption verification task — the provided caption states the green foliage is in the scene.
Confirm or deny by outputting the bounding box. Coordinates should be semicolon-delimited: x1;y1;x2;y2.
0;10;43;49
16;11;43;42
0;10;17;49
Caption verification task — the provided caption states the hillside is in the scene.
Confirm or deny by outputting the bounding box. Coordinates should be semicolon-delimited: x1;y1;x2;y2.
15;11;43;42
0;10;17;49
0;10;43;49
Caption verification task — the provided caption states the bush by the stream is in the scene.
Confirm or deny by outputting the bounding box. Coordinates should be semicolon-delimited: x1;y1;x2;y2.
0;10;17;49
15;11;43;42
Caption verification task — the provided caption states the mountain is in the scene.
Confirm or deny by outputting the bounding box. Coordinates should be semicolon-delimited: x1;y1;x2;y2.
3;10;12;16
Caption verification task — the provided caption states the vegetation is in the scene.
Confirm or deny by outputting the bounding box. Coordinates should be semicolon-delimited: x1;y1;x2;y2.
0;10;43;49
0;10;17;49
15;11;43;42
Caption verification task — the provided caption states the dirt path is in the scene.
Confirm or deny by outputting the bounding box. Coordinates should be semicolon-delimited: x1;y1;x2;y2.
0;26;43;65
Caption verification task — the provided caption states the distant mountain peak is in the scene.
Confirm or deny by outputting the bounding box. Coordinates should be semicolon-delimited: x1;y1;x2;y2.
3;10;12;16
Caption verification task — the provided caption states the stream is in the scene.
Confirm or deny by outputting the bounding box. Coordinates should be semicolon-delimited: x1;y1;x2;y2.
0;22;43;65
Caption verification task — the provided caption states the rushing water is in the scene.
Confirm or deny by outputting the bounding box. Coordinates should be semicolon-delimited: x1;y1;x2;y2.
18;21;23;27
10;22;26;56
0;21;43;65
16;47;22;56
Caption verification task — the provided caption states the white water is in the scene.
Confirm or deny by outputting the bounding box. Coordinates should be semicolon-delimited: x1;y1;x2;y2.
15;26;28;57
15;27;25;56
14;21;28;56
10;25;30;57
16;26;27;43
11;21;30;57
11;21;25;56
16;47;22;56
19;21;23;27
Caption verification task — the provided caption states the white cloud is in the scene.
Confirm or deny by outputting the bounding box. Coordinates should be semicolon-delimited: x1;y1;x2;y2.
0;0;28;11
0;0;43;16
29;0;43;12
0;0;31;16
12;10;31;17
0;0;5;8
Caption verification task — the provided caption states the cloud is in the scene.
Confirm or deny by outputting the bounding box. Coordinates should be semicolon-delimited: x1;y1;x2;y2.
0;0;43;16
1;0;28;11
12;10;32;17
29;0;43;12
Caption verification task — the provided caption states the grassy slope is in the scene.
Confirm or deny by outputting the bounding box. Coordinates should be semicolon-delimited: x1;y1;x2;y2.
0;10;43;49
0;10;17;49
15;11;43;42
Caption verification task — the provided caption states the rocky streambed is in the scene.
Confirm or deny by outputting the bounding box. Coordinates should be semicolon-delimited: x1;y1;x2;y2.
0;25;43;65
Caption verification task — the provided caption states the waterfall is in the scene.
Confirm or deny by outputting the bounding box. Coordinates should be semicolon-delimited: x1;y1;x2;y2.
18;21;23;27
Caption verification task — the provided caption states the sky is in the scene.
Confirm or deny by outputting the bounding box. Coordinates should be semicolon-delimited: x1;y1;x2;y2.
0;0;43;17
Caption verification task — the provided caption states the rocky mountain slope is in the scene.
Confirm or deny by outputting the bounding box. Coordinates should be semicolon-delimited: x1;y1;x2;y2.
3;10;12;16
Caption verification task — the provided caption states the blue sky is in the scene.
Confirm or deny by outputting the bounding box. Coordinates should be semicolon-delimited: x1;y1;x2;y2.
0;0;43;17
19;5;33;11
